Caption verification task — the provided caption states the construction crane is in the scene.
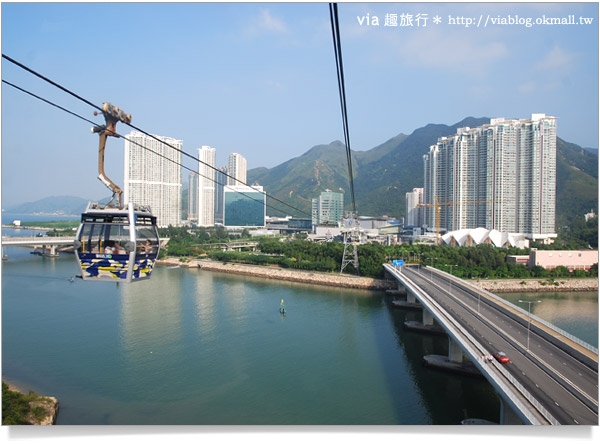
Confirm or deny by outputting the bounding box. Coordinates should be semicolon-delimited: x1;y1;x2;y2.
418;197;498;245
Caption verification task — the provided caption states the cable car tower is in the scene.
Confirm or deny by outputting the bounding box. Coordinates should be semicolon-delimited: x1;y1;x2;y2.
74;103;161;283
340;212;361;275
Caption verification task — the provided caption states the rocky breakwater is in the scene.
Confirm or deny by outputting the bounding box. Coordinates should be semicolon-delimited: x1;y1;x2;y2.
193;259;395;290
470;278;598;293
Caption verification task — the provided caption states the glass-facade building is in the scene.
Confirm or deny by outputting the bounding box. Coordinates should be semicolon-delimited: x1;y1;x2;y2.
224;185;266;227
312;189;344;225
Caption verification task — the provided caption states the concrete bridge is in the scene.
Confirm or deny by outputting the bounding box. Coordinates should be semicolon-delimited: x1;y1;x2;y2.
2;236;76;256
2;236;170;257
192;241;259;252
384;263;598;425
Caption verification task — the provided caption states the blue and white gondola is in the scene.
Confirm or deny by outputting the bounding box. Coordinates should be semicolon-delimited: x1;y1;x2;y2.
74;202;160;283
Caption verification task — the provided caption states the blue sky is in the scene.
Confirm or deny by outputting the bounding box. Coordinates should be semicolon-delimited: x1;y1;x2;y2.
1;1;598;208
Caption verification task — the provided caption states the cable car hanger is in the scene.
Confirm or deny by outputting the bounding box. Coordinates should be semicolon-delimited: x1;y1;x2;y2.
92;102;131;208
73;102;160;283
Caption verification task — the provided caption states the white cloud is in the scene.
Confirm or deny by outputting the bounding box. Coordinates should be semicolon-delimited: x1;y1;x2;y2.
518;81;537;94
244;9;288;36
534;45;575;75
380;27;509;78
265;79;282;89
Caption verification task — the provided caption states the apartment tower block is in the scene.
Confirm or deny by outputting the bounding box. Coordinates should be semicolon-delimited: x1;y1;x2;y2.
422;114;556;239
124;131;182;228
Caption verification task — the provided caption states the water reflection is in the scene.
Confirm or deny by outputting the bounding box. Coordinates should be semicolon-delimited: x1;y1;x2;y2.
119;269;185;400
383;299;501;424
500;291;598;347
191;269;218;340
2;254;596;425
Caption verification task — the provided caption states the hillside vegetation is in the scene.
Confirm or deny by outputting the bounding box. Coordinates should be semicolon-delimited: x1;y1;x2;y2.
248;117;597;226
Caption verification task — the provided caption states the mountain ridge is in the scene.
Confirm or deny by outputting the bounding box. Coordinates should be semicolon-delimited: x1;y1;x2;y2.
6;118;597;228
249;116;597;225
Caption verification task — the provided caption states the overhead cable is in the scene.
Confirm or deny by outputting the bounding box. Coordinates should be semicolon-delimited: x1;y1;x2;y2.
2;54;311;218
329;3;357;215
2;79;307;218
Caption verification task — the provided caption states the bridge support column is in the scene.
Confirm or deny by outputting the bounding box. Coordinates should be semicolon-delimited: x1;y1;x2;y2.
423;338;481;377
448;338;463;363
42;245;59;257
404;308;445;335
407;292;416;304
396;281;407;293
422;309;433;326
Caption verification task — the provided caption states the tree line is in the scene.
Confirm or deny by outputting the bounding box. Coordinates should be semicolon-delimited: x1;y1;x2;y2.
157;219;598;280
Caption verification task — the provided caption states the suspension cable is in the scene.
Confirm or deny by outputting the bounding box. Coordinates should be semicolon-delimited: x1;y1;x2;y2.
329;3;357;215
2;78;310;218
2;54;311;218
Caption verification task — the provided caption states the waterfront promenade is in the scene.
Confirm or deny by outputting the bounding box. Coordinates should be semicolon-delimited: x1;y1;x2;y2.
156;257;598;293
157;257;396;290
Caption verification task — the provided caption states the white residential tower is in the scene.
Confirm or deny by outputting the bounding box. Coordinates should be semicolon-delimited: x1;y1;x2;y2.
197;146;216;227
124;131;182;228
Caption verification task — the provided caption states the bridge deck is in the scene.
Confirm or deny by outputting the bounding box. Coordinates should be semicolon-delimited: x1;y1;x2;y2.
459;275;598;364
385;263;598;425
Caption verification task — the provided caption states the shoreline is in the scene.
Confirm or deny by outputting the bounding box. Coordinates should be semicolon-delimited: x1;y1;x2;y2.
157;258;396;290
156;257;598;293
468;277;598;293
3;382;59;425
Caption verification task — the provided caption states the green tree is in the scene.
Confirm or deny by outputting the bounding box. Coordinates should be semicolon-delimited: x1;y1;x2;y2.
531;265;549;278
549;266;570;278
2;382;33;425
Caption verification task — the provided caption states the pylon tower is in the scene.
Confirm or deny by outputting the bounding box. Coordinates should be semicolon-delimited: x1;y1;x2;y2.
340;212;360;275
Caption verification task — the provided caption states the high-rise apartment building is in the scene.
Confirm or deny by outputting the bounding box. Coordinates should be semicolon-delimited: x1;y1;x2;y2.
124;131;182;228
228;153;247;186
405;187;424;227
423;114;556;239
188;173;198;223
197;146;216;227
312;189;344;225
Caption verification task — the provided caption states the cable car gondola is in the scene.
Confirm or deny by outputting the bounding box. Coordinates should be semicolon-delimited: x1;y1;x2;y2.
74;202;160;283
74;101;159;283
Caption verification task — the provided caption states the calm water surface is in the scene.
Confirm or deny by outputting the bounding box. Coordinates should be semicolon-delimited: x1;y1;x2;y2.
498;291;598;348
1;240;597;425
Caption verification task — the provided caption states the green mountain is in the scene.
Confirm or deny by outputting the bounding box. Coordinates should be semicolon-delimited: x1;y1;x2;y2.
353;117;489;216
555;138;598;228
248;117;488;217
8;118;597;229
248;117;598;225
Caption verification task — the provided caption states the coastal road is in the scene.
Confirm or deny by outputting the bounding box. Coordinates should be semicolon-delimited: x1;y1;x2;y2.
401;265;598;425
